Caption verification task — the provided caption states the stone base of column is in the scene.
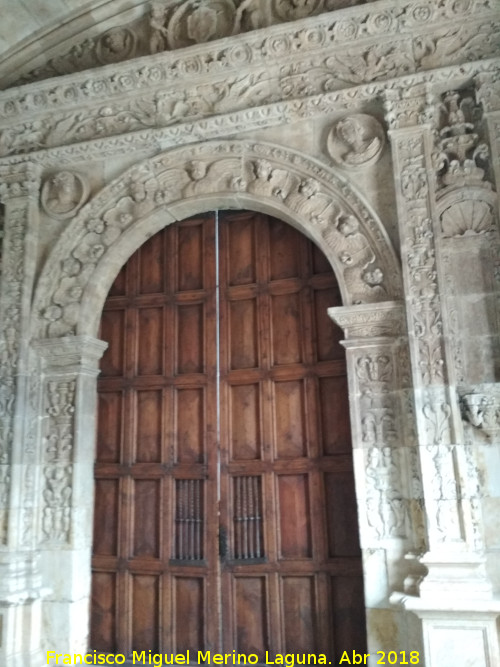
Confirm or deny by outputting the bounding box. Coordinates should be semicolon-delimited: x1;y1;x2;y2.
0;593;47;667
391;592;500;667
0;552;49;667
418;551;494;600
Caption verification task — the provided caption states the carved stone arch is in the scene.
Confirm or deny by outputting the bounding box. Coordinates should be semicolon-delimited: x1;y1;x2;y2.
32;139;402;339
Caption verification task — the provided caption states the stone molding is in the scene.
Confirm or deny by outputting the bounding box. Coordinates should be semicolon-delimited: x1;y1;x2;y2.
3;0;497;92
0;0;498;161
0;59;496;168
31;139;403;340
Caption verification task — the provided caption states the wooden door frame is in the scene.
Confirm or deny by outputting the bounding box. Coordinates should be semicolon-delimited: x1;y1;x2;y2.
29;140;411;657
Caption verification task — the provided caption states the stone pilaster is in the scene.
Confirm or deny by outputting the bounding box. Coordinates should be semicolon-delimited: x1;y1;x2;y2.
329;301;424;660
0;162;46;667
384;84;500;667
33;336;107;655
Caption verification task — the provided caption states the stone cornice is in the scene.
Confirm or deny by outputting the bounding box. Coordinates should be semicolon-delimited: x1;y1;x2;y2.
0;0;497;159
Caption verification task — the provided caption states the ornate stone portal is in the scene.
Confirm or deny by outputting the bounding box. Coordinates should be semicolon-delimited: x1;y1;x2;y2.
0;1;499;666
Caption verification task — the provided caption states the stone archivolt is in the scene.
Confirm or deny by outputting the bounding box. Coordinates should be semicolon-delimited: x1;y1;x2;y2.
32;139;402;339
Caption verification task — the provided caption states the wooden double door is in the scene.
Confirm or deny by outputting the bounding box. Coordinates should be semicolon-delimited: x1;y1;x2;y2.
91;210;365;661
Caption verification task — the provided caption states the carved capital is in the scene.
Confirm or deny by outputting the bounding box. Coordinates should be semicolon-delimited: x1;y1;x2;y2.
460;383;500;437
384;84;434;131
0;162;41;202
328;301;406;341
33;335;108;375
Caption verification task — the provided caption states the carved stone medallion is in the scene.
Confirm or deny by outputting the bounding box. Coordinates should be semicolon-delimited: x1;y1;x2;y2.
327;114;385;169
167;0;236;49
41;171;89;220
273;0;321;21
96;27;137;65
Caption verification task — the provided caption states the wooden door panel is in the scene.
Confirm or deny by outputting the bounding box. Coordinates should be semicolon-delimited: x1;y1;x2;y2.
136;307;164;376
91;572;117;652
132;574;159;651
175;387;205;464
270;292;303;365
280;576;316;653
277;474;312;559
331;576;367;654
233;576;269;655
132;480;160;558
137;231;165;294
324;472;362;558
93;210;365;660
96;391;122;463
229;383;261;461
318;376;351;455
229;298;259;370
218;211;365;663
93;479;119;556
93;215;218;655
173;576;205;652
135;389;162;462
176;303;205;374
100;309;125;376
273;380;307;459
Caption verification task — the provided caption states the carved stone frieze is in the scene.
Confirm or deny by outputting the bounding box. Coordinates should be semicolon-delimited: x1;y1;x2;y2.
0;207;29;466
366;445;406;538
6;0;496;92
391;131;448;388
0;3;497;161
422;389;452;447
40;380;76;545
0;196;40;545
31;140;402;339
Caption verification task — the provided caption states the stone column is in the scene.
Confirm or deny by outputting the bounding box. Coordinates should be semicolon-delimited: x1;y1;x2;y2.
0;162;47;667
33;336;107;656
328;301;424;662
384;84;500;666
